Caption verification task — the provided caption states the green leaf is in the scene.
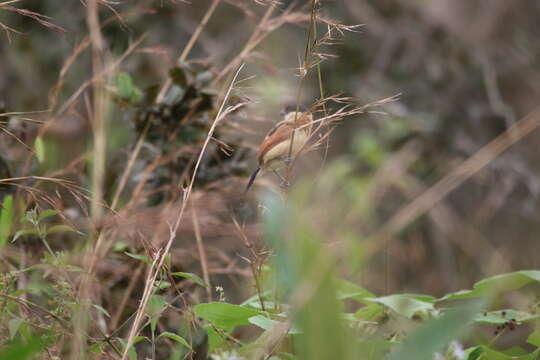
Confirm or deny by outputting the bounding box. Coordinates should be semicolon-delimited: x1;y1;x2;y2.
118;338;137;360
336;279;374;303
34;136;45;164
12;229;39;242
47;224;82;235
481;347;540;360
439;271;540;302
388;301;483;360
194;302;262;329
153;280;170;291
0;194;14;246
355;303;384;321
171;272;209;288
93;304;110;318
8;318;23;340
0;334;48;360
124;251;151;264
527;332;540;347
205;324;223;353
365;294;435;319
132;336;150;345
464;346;483;360
115;73;134;98
114;73;142;104
113;241;128;252
474;309;539;324
248;315;301;334
158;331;192;349
37;209;59;221
147;294;167;319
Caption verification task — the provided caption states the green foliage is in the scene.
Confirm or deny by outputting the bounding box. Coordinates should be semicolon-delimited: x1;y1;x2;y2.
438;271;540;301
194;302;262;329
475;309;539;325
0;334;49;360
171;271;209;288
113;73;142;105
0;194;14;246
388;303;482;360
34;136;46;164
366;294;437;319
183;187;540;359
157;331;192;350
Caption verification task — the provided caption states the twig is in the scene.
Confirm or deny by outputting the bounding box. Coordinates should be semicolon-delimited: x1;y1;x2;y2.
191;203;212;302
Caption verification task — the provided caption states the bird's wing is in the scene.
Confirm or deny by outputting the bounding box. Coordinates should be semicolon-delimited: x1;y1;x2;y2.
256;121;295;164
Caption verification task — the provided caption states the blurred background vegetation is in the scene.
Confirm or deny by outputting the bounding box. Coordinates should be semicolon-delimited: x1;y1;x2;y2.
1;0;540;359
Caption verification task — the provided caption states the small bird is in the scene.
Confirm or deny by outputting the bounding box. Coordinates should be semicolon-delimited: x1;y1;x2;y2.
245;106;313;192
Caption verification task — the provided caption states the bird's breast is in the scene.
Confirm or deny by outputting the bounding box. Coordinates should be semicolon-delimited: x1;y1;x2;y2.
261;129;310;170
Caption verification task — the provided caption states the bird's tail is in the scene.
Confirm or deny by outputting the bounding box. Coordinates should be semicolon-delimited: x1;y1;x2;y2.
245;167;261;193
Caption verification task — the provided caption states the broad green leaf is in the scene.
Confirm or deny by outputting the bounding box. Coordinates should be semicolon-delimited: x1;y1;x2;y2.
388;301;483;360
158;331;192;349
206;324;223;353
474;309;539;324
147;294;167;319
439;271;540;302
12;229;39;242
527;332;540;347
124;251;151;264
37;209;59;221
0;194;14;246
336;279;374;303
365;294;435;319
240;292;274;310
171;272;209;288
248;315;301;334
194;302;262;329
355;303;384;321
481;347;540;360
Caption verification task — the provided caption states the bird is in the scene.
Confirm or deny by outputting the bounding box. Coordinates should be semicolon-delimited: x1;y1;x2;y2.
245;105;313;192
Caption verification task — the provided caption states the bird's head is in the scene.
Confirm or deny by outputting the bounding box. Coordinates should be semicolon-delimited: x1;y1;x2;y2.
280;104;312;125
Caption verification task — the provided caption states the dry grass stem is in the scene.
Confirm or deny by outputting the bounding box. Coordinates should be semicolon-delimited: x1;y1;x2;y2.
120;63;245;359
